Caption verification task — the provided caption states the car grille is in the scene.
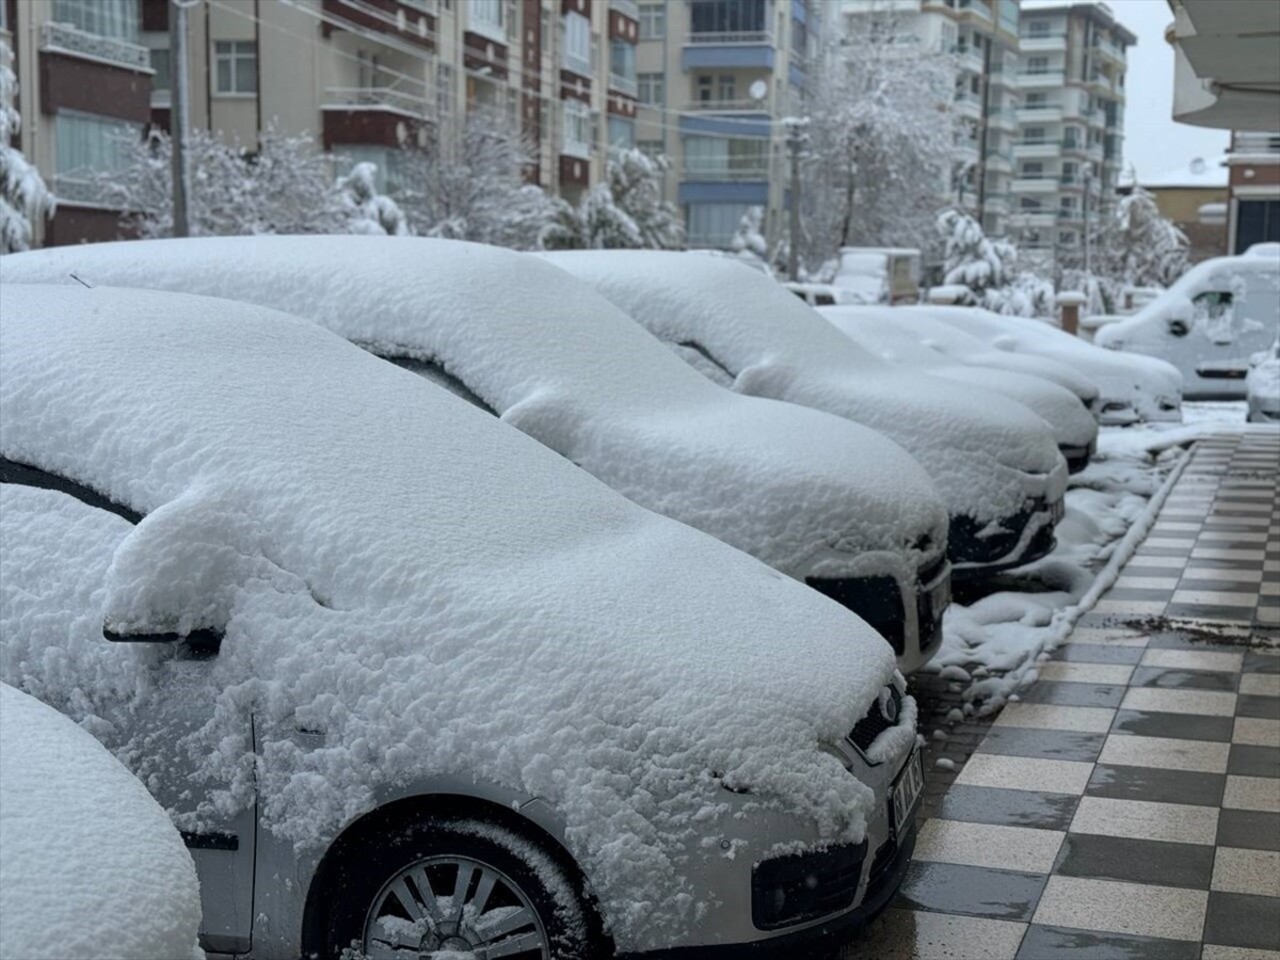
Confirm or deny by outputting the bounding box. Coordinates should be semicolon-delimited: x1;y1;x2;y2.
849;685;903;752
806;574;905;655
751;840;866;930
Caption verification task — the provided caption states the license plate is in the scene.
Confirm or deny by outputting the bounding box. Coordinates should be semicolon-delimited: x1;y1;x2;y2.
890;749;924;836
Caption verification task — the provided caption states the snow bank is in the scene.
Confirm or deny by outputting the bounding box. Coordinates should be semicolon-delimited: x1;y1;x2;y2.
538;251;1067;527
0;682;203;960
822;306;1098;449
1247;342;1280;420
914;305;1183;422
0;236;948;592
0;284;901;951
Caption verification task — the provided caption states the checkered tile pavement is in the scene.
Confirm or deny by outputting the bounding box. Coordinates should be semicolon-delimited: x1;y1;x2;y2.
844;428;1280;960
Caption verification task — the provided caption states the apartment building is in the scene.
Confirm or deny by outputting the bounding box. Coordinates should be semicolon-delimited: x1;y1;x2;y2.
2;0;639;246
633;0;821;250
1225;130;1280;254
1007;2;1134;262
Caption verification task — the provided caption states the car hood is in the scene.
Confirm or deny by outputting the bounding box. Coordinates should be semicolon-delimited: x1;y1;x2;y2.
0;284;898;950
0;236;946;586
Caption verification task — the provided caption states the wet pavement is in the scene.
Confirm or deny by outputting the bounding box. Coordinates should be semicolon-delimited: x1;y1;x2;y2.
839;427;1280;960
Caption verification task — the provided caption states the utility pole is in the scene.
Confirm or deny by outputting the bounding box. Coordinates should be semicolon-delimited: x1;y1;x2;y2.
170;0;199;237
784;116;808;281
1083;163;1094;275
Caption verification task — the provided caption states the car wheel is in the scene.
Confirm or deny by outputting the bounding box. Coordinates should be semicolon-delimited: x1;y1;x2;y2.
323;816;601;960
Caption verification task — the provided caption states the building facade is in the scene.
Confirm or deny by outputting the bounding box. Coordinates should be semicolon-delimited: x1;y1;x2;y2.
633;0;821;250
2;0;638;246
1007;1;1134;264
1225;130;1280;254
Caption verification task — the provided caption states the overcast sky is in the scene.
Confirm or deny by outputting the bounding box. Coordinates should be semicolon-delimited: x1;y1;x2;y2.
1104;0;1231;181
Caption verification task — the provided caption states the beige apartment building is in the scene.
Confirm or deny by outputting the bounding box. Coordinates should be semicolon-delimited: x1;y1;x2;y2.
2;0;640;246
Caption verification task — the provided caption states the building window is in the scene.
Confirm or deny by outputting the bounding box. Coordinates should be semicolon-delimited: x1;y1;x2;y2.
54;111;139;189
563;98;592;158
332;145;406;194
608;116;635;149
468;0;504;41
637;139;665;158
1236;200;1280;252
683;135;767;178
610;39;636;88
638;72;664;106
686;202;752;247
52;0;139;42
690;0;767;37
1025;56;1049;75
214;40;257;95
718;75;735;101
148;46;171;92
437;62;453;115
562;12;590;76
1025;18;1050;37
638;3;665;40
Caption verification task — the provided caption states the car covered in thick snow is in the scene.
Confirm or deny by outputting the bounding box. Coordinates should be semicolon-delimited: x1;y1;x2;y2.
0;236;952;672
821;305;1099;473
0;283;924;958
1095;248;1280;399
909;305;1184;425
1247;340;1280;423
540;250;1069;577
0;683;203;960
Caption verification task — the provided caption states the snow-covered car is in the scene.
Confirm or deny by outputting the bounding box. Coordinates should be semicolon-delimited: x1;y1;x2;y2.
821;305;1099;473
539;251;1070;577
0;283;924;958
0;237;952;672
0;683;203;960
1095;249;1280;399
911;305;1184;425
1247;340;1280;423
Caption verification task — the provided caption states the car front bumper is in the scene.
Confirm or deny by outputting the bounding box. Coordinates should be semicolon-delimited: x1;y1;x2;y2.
949;493;1064;578
1061;438;1096;475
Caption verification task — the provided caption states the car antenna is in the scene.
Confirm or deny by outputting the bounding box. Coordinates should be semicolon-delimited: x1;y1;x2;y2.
69;273;93;289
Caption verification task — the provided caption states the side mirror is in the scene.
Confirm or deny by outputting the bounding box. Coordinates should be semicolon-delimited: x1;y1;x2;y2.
1168;318;1189;337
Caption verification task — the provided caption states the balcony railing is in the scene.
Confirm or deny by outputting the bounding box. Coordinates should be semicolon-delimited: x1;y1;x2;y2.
1019;101;1063;111
609;73;638;96
41;21;151;72
1233;132;1280;154
683;163;769;181
53;174;119;208
683;98;769;112
687;30;771;44
324;85;430;118
610;0;640;18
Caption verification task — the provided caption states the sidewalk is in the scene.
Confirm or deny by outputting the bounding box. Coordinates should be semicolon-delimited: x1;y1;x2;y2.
844;427;1280;960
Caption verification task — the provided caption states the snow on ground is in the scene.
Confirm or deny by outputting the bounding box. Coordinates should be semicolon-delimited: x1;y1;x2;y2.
922;402;1255;712
0;683;203;960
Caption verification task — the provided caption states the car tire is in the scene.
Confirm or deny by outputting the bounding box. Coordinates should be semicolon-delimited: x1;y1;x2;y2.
322;815;603;960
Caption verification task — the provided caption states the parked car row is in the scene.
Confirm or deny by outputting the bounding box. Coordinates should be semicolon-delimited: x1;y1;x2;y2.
0;240;1181;958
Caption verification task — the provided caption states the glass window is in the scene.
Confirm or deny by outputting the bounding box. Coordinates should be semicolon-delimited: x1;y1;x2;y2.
214;40;256;95
610;39;635;84
563;99;592;157
683;135;766;177
149;47;171;91
52;0;139;43
1026;56;1049;74
717;75;735;101
638;3;665;40
637;139;664;158
689;0;767;36
608;116;635;149
562;12;590;76
55;111;138;177
468;0;504;38
686;202;751;247
638;72;664;106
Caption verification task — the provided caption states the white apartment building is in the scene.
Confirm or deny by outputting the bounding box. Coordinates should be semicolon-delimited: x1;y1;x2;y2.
3;0;639;246
633;0;822;250
1008;1;1134;261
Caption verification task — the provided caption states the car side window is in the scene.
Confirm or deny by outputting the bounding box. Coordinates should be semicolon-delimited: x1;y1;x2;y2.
0;458;140;524
667;339;736;388
383;356;499;416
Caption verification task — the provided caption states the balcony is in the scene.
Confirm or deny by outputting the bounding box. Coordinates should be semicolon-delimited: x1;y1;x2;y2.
1019;33;1067;53
682;162;769;181
1232;132;1280;155
1017;103;1063;123
610;0;640;19
41;21;151;72
986;196;1010;215
53;174;120;209
1091;36;1124;62
952;47;983;74
323;85;430;118
988;109;1018;131
683;30;775;71
986;153;1013;173
1017;70;1065;88
609;72;638;97
682;98;770;114
953;92;982;118
1010;210;1055;227
1013;139;1061;160
1010;176;1059;194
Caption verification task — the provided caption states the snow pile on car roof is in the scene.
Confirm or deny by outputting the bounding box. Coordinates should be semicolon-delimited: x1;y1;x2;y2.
0;284;899;951
0;236;948;587
538;251;1066;524
822;306;1098;449
0;681;203;960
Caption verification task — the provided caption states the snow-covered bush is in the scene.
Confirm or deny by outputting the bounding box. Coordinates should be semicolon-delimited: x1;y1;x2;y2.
336;161;409;236
730;205;768;264
937;209;1058;319
0;39;55;253
1108;185;1190;289
543;148;683;250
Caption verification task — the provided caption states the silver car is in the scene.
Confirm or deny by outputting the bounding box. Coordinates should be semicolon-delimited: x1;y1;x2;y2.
0;283;924;958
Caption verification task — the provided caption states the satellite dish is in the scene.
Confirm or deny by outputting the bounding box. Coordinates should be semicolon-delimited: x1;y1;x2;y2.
748;79;768;101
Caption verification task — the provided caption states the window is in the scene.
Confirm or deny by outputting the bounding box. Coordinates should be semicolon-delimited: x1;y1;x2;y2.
1025;56;1049;74
1021;161;1043;177
468;0;504;41
1236;200;1280;252
1019;197;1042;209
214;40;256;95
52;0;138;42
1024;92;1047;107
638;72;664;106
563;99;592;158
562;12;590;76
683;135;767;178
637;139;664;158
697;75;713;102
1024;126;1045;143
686;202;751;247
332;145;406;194
608;116;635;149
717;75;735;101
55;111;138;182
638;3;665;40
689;0;767;37
149;47;171;91
1025;18;1050;37
609;39;636;87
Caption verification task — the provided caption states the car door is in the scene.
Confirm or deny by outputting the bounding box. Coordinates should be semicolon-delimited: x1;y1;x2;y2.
0;462;257;956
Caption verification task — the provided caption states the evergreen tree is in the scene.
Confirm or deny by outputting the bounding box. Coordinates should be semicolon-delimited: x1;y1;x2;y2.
0;39;55;253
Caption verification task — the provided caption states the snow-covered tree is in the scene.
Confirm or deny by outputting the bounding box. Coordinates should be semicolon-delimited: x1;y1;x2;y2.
544;148;684;250
938;208;1015;299
1108;185;1190;288
103;124;346;238
397;107;559;248
799;7;959;266
730;206;768;261
0;38;55;253
336;161;409;236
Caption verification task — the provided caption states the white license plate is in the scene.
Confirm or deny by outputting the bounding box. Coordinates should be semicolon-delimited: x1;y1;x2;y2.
890;749;924;835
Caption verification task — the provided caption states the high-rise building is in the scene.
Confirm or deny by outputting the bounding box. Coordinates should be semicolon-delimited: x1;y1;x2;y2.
2;0;638;246
1007;2;1135;264
634;0;821;250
